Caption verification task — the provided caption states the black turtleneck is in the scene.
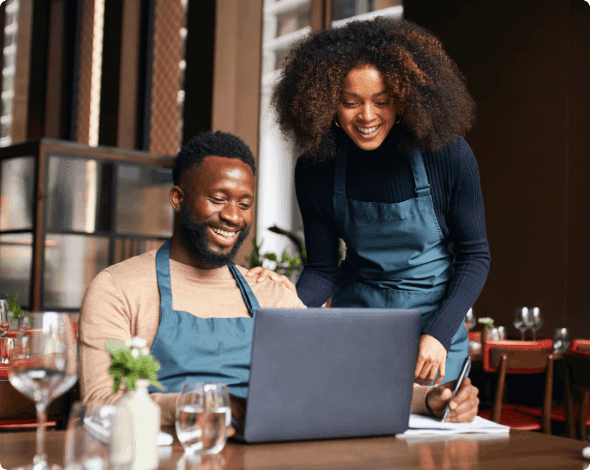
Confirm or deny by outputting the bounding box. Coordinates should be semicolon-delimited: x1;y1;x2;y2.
294;132;491;351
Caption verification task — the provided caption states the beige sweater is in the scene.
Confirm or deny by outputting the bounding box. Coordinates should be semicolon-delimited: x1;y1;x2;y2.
79;250;430;425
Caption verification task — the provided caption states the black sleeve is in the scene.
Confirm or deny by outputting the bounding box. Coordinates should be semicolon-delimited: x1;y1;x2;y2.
294;156;340;306
422;139;491;350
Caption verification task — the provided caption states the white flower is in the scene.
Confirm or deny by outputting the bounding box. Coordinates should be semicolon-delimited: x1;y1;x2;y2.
130;349;140;359
478;317;495;326
125;337;147;349
141;347;150;356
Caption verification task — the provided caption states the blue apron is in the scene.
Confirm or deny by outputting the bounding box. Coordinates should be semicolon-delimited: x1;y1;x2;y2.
149;240;259;397
331;146;468;383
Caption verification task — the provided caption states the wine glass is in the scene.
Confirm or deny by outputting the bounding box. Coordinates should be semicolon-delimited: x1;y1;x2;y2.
513;307;529;341
529;307;543;341
176;382;231;456
464;308;476;332
9;312;78;470
553;327;571;353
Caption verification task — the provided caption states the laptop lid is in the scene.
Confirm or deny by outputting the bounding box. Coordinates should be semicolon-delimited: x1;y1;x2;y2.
243;307;421;443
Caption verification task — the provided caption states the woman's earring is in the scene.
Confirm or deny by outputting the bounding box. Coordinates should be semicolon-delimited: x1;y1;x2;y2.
334;116;341;128
395;115;402;125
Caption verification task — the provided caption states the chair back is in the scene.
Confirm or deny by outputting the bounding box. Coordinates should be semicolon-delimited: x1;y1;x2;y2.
571;339;590;354
483;339;553;373
468;331;482;343
485;341;554;432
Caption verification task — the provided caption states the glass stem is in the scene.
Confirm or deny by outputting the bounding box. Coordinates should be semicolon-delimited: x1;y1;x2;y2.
532;329;537;341
520;330;525;341
34;401;48;464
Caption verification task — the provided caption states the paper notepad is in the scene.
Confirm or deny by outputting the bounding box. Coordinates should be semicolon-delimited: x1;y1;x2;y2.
398;414;510;436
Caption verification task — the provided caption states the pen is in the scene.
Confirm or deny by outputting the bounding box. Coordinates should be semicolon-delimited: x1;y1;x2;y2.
442;356;471;422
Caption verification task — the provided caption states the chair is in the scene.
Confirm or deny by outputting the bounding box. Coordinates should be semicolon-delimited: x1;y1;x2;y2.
468;331;482;343
563;348;590;440
478;339;554;433
514;339;590;435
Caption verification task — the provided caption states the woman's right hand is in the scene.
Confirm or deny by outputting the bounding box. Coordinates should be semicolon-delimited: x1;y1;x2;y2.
245;267;297;294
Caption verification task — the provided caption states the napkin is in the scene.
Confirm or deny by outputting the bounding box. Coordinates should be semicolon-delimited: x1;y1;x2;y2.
83;417;173;446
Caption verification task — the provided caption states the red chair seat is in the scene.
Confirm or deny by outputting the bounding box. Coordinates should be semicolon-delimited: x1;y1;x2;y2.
515;404;590;425
478;408;541;431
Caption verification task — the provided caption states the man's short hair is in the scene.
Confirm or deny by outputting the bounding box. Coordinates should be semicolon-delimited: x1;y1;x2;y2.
173;130;257;185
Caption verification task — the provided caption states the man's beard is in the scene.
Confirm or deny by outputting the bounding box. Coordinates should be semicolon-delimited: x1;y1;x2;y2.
179;201;250;267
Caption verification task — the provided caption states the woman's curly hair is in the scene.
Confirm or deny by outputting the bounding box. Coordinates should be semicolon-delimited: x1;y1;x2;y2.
272;18;475;158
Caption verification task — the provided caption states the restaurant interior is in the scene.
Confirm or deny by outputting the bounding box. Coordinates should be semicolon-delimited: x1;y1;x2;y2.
1;0;590;468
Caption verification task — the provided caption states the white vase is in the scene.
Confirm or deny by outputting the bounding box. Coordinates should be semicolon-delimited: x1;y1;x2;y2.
111;379;160;470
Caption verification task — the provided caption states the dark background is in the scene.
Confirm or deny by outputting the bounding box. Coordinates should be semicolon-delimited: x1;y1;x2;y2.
405;0;590;341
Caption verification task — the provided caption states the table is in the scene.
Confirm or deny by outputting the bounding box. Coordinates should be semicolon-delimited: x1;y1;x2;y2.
1;428;589;470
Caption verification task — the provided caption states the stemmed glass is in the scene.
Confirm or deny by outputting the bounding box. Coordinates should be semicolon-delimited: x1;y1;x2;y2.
529;307;543;341
514;307;530;341
464;308;476;332
553;328;571;353
9;312;78;470
176;382;232;456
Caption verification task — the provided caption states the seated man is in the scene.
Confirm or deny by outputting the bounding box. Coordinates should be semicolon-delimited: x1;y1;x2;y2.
79;130;479;429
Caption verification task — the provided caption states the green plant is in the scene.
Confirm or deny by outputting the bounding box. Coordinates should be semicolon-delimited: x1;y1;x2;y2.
478;317;495;328
250;226;307;278
106;337;164;393
5;293;24;320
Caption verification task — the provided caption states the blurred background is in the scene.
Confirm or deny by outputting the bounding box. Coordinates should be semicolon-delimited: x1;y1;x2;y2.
0;0;588;341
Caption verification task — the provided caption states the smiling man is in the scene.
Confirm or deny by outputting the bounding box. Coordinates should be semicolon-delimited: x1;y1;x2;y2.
78;131;305;426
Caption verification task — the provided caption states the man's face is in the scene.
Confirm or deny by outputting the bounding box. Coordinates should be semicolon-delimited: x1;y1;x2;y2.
178;155;255;268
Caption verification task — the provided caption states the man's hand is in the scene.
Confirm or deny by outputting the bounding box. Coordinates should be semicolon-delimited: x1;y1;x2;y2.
414;334;447;385
425;377;479;422
229;394;247;437
245;267;297;294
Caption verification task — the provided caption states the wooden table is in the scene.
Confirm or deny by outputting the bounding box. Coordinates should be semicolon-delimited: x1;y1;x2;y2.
1;428;589;470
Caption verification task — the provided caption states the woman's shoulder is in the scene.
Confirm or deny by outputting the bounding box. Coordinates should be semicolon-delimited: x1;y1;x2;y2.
295;151;336;183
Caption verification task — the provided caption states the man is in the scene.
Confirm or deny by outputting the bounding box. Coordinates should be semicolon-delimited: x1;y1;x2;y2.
79;130;479;429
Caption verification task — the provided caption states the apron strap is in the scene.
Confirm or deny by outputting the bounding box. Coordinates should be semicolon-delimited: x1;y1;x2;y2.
409;149;432;197
156;240;174;310
228;262;260;317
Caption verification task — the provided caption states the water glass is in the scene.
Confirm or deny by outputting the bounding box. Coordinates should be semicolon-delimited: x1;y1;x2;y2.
553;328;571;353
65;402;110;470
176;382;231;456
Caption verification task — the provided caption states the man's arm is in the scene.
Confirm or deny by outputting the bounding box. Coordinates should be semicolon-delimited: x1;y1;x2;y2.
411;378;479;422
79;269;179;426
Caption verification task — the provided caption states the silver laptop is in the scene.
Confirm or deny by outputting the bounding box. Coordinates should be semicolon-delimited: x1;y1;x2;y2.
241;307;421;443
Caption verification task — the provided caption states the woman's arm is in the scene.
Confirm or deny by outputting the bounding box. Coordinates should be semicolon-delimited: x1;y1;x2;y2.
421;140;491;350
294;157;341;306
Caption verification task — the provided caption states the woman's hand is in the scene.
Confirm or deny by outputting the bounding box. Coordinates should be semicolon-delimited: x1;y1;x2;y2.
245;267;297;294
425;377;479;422
414;334;448;385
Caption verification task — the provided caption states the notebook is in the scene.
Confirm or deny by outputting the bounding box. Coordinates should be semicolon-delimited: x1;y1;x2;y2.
240;307;422;443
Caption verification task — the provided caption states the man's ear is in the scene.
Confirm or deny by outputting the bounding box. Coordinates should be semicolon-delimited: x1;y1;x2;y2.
170;185;185;213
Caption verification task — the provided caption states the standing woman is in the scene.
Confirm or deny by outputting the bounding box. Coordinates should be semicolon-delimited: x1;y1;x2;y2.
249;18;490;385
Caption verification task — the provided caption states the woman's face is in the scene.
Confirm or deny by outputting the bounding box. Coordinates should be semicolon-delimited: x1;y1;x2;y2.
337;64;397;151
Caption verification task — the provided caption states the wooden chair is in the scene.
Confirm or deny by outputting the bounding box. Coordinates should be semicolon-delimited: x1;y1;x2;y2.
478;339;554;433
563;348;590;440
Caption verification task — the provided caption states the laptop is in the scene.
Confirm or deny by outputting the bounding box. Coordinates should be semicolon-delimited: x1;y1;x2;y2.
240;307;421;443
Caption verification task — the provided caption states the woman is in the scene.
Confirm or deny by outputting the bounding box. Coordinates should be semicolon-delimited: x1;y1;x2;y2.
248;18;490;385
